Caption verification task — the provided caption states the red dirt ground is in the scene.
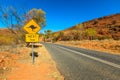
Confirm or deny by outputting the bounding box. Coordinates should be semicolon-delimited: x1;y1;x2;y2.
0;45;64;80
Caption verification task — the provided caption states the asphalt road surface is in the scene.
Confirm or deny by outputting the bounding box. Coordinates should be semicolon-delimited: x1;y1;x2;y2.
43;43;120;80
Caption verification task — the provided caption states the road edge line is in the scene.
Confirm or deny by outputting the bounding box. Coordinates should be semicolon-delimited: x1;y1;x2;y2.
56;45;120;69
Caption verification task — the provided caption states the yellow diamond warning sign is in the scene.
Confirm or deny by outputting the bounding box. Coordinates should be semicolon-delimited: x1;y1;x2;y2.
25;34;39;42
23;19;41;33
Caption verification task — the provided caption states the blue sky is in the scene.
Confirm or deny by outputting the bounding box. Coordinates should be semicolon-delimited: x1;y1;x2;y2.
0;0;120;33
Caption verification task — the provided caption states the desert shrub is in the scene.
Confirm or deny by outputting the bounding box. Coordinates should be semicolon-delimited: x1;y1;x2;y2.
84;28;97;40
58;31;64;39
112;34;120;40
62;34;74;41
92;20;98;25
0;36;14;45
111;20;116;24
97;35;111;40
75;23;84;30
52;31;64;42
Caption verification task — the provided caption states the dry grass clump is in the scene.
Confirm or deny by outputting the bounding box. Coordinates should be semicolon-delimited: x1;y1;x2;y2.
0;52;17;79
0;44;25;54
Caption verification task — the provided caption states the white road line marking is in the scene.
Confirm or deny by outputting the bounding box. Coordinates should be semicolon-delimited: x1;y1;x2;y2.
56;45;120;69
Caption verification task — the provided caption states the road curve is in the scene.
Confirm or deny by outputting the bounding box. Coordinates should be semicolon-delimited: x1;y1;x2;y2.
43;43;120;80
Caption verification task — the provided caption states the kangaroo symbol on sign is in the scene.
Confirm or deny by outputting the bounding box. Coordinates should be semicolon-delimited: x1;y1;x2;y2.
27;25;37;31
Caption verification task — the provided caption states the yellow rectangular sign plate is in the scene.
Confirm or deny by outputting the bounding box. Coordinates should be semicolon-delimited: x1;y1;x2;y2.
25;34;39;42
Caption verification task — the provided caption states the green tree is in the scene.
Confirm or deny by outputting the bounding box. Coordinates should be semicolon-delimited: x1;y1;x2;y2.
27;8;46;27
0;5;46;44
44;30;53;39
0;6;26;44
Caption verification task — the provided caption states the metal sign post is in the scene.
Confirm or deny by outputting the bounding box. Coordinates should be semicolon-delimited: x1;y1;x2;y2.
32;42;34;64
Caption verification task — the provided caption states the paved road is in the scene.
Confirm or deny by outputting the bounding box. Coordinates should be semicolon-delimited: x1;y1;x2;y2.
43;43;120;80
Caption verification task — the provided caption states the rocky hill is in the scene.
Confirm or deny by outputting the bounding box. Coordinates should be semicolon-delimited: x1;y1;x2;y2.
0;28;24;45
0;28;14;45
54;13;120;41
